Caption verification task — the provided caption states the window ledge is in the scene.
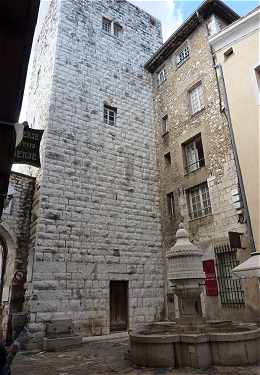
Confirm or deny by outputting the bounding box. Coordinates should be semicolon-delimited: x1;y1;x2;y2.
189;213;213;223
190;106;206;118
176;56;190;69
184;165;206;177
102;30;122;41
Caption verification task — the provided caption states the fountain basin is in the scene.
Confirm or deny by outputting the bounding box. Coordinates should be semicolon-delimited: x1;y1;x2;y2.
129;321;260;368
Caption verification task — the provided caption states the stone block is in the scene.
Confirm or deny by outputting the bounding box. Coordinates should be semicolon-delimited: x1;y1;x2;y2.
43;335;82;352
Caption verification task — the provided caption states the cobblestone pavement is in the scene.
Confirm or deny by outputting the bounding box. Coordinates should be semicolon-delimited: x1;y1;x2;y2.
12;338;260;375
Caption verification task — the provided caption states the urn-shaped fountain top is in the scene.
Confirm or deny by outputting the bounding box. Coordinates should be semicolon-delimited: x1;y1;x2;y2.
167;223;203;258
167;223;204;282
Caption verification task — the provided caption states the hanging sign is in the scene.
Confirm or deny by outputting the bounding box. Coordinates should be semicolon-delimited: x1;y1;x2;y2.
13;128;43;168
203;259;218;296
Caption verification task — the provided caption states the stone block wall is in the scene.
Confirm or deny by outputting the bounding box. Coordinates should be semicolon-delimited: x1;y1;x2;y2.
25;0;165;346
1;172;35;339
152;22;254;321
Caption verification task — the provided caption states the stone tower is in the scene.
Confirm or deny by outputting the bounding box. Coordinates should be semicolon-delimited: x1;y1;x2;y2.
25;0;164;346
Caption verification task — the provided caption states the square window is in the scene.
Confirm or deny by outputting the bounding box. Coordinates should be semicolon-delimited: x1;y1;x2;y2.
157;68;166;85
176;42;190;66
114;23;122;38
167;192;175;219
190;83;205;114
104;105;117;126
162;114;168;134
183;134;205;174
187;182;211;219
102;17;112;34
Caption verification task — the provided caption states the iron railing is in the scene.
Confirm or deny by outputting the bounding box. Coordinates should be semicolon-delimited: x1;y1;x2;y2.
185;158;205;174
214;243;245;307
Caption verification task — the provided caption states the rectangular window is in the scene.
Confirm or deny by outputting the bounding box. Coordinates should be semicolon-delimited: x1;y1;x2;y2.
183;134;205;173
114;23;122;38
104;105;117;126
102;17;112;34
214;243;245;307
167;192;175;219
187;182;211;219
164;152;171;168
157;68;166;85
176;42;190;66
162;114;168;134
190;83;205;114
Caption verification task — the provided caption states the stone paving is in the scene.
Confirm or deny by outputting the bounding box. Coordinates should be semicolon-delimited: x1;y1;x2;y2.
12;338;260;375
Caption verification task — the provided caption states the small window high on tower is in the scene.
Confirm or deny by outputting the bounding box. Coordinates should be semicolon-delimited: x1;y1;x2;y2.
104;104;117;126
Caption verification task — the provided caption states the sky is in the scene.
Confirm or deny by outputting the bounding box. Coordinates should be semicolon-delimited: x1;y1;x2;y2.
130;0;259;40
19;0;259;122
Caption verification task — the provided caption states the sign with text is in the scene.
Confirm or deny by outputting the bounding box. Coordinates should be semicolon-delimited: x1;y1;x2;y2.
13;128;43;168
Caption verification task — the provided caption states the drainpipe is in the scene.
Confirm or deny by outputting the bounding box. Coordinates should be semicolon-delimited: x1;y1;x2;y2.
214;62;256;252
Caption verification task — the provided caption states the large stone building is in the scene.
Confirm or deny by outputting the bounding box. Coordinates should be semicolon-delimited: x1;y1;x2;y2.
145;0;259;320
22;0;164;346
1;0;259;347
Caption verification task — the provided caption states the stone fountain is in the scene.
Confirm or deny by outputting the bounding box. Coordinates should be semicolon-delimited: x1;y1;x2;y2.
167;223;204;319
129;224;260;369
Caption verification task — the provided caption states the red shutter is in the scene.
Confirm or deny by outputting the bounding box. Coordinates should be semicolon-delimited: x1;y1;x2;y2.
203;259;218;296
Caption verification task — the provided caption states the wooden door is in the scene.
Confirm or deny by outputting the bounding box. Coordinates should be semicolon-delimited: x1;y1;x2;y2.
110;281;128;332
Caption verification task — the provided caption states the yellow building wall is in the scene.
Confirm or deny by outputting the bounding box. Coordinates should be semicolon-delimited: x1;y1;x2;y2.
216;29;260;251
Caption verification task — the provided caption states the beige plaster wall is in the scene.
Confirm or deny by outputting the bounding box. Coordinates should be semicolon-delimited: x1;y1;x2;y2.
214;29;260;250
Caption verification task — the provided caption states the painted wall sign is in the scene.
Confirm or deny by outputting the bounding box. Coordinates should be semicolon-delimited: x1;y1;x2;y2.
203;259;218;296
13;128;43;168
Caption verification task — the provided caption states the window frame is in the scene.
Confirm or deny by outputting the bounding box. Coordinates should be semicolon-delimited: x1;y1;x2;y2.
102;17;112;34
175;41;190;67
167;192;175;219
102;17;123;38
104;104;117;126
113;22;123;38
157;68;166;86
187;182;212;220
164;152;171;168
162;114;169;134
183;134;205;174
189;82;205;115
214;243;245;307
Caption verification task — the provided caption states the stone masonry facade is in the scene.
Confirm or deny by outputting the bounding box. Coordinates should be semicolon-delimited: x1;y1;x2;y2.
7;0;259;349
0;172;35;340
24;0;165;347
151;18;258;320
